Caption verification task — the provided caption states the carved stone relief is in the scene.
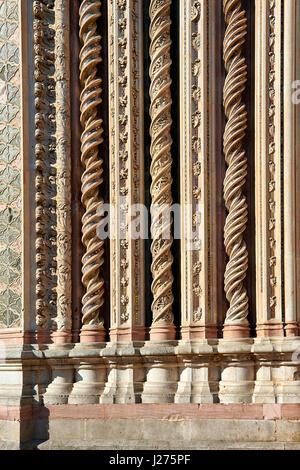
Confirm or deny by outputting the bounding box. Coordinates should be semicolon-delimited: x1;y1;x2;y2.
0;0;22;329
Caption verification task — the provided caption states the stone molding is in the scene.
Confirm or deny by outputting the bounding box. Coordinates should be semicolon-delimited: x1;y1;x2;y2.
1;403;300;421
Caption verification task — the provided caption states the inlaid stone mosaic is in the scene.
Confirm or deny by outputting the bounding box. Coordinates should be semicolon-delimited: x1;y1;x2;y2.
0;0;21;329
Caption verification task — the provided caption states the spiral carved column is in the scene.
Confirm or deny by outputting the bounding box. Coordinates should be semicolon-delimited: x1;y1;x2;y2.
79;0;105;342
149;0;175;340
223;0;249;338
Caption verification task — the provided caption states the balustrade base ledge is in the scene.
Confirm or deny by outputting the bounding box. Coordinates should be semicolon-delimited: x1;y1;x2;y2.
0;337;299;448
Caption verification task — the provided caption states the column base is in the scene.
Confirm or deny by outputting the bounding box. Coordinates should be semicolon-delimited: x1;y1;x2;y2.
109;327;147;342
181;325;218;340
149;325;176;341
223;323;250;339
80;326;106;343
22;330;72;344
284;322;299;337
50;331;72;344
256;322;285;338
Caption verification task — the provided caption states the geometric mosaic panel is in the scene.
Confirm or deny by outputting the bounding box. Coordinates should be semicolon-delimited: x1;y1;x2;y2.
0;0;21;328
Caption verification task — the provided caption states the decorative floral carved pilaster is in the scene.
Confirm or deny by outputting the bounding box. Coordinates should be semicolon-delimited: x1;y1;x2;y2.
52;0;72;340
149;0;175;340
255;0;285;337
33;0;56;335
223;0;249;337
79;0;105;342
180;0;218;339
283;0;299;336
108;0;145;342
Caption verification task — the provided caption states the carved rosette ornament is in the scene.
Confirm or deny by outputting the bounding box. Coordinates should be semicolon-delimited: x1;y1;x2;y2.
223;0;249;337
149;0;175;339
79;0;105;341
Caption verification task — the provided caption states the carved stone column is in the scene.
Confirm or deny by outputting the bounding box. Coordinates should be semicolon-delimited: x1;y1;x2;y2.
255;0;284;337
69;354;106;404
53;0;72;343
79;0;106;342
222;0;249;338
43;354;74;404
297;1;300;331
149;0;175;341
108;0;145;342
179;0;218;340
33;0;56;342
31;0;72;344
283;0;299;336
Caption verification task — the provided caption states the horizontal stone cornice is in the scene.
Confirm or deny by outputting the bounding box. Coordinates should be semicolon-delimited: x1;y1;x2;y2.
0;338;300;362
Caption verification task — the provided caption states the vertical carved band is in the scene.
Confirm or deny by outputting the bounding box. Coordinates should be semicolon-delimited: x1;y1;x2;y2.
223;0;249;336
255;0;284;337
149;0;175;339
33;0;55;332
79;0;105;339
283;0;298;336
55;0;72;337
266;0;283;329
108;0;145;341
180;0;218;338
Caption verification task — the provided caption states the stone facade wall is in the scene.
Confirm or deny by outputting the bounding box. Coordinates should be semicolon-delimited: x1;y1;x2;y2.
0;0;299;450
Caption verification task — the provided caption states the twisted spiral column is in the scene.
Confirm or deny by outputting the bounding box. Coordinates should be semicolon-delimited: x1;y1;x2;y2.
223;0;249;337
149;0;175;340
79;0;105;341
